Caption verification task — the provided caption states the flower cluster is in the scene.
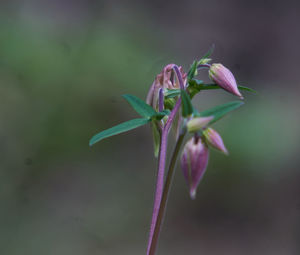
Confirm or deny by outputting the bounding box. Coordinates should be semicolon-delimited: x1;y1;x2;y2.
89;48;253;255
146;61;242;199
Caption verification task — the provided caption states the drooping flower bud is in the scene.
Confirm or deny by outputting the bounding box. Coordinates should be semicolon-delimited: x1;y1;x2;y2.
146;64;187;110
203;127;228;155
181;137;209;199
186;116;214;133
209;63;243;99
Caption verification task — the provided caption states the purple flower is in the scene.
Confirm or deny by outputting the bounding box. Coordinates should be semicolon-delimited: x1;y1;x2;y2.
209;63;243;99
181;137;209;199
203;127;228;155
146;64;187;110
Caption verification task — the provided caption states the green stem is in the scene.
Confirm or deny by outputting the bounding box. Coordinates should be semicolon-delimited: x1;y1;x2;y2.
149;131;186;255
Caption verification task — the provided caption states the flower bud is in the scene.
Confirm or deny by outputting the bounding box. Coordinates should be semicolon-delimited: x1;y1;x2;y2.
203;128;228;155
209;63;243;99
146;64;187;110
164;97;176;110
186;116;214;133
181;137;209;199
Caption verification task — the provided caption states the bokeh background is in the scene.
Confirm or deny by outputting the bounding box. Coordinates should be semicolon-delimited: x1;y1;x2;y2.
1;0;300;254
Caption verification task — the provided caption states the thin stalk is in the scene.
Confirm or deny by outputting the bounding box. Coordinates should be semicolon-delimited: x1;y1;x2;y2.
149;131;186;255
146;99;182;255
147;128;168;254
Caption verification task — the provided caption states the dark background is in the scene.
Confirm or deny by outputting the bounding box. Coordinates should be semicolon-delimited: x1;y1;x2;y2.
0;0;299;254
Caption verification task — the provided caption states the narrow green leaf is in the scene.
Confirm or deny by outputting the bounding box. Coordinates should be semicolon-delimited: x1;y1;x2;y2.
165;89;181;98
89;118;150;146
237;85;257;93
181;90;194;117
187;60;198;81
196;101;244;124
123;94;157;118
198;58;212;65
186;80;257;99
200;44;215;59
201;84;257;93
199;84;220;90
153;109;171;120
159;109;171;115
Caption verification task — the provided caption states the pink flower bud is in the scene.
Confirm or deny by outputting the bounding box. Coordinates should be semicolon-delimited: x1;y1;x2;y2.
203;128;228;155
186;116;214;133
181;137;209;199
209;63;243;99
146;64;187;110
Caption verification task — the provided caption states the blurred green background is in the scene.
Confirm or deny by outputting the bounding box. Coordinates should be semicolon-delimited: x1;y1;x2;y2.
1;0;300;254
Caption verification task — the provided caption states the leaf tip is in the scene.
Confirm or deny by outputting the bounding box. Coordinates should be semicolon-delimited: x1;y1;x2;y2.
89;139;95;147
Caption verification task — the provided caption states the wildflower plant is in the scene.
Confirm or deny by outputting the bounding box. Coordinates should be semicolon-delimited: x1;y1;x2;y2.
89;47;255;255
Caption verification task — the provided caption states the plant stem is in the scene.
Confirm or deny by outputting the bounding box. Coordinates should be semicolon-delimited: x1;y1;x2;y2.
148;131;186;255
147;99;181;255
147;127;168;254
147;66;185;255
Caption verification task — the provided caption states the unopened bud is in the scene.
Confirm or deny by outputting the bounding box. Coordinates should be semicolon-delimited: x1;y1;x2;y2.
209;63;243;99
164;98;176;110
181;137;209;199
203;128;228;155
187;116;214;133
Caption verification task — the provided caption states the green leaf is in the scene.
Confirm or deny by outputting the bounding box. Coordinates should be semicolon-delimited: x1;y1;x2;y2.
196;101;244;124
198;58;212;65
187;79;204;98
198;84;220;90
181;90;194;117
153;109;171;120
165;89;181;98
200;84;257;93
237;85;257;93
187;60;198;81
123;94;157;118
186;80;257;99
89;118;150;146
200;44;215;60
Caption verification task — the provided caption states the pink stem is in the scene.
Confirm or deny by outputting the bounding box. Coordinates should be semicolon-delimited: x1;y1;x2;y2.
146;99;181;255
